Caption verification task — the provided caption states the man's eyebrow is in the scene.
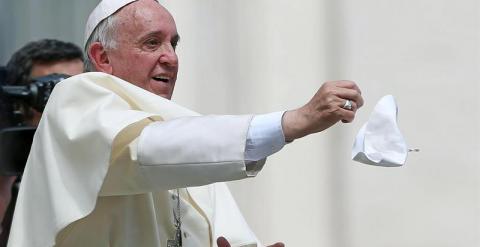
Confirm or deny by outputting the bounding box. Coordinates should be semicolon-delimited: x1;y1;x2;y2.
136;31;180;42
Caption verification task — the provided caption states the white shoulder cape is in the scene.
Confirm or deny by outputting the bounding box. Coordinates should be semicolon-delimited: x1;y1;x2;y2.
8;73;261;247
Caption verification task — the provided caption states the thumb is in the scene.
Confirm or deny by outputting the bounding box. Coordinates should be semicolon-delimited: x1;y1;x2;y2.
217;236;231;247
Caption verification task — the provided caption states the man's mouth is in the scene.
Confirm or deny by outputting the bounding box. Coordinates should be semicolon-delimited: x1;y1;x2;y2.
152;75;170;83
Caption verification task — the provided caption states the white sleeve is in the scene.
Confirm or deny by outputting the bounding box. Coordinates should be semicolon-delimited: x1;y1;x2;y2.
135;115;266;190
245;111;287;161
132;113;286;192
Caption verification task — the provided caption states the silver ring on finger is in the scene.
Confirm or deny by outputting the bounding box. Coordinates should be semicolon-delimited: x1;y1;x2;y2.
342;100;353;110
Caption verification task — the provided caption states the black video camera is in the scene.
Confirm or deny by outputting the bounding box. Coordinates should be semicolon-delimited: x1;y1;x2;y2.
0;67;69;175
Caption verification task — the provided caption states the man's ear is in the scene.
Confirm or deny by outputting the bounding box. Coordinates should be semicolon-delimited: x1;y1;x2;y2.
88;42;113;74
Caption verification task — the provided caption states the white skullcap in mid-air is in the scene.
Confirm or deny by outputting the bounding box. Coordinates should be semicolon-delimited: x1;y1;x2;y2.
351;95;413;167
84;0;138;47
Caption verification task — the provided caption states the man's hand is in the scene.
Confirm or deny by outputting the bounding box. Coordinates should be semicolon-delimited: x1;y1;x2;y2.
217;236;285;247
282;80;364;141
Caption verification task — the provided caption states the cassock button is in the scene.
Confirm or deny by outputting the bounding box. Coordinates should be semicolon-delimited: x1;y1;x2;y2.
183;231;188;238
171;194;177;200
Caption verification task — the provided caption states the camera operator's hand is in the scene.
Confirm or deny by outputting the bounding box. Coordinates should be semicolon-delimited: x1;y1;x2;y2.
282;80;363;141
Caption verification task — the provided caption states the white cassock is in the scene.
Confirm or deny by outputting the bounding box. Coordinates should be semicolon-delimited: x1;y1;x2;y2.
8;72;266;247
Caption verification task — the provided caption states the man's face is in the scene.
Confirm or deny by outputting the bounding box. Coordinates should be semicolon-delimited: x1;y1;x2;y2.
30;59;84;79
106;0;179;99
28;59;84;126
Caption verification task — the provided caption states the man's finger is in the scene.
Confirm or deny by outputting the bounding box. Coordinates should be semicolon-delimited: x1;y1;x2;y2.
323;81;364;108
217;236;231;247
268;243;285;247
335;89;363;109
339;99;358;112
339;108;356;123
329;80;361;94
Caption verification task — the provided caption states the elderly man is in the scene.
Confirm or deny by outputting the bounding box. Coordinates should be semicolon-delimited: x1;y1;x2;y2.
8;1;363;247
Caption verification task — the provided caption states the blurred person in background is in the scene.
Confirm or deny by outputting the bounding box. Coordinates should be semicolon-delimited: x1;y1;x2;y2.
0;39;83;246
4;39;84;126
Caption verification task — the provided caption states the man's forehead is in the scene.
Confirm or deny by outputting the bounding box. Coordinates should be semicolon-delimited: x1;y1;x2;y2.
84;0;162;45
115;1;178;41
117;0;171;23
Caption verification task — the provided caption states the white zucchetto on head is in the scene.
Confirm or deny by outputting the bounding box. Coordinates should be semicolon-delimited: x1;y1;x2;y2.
351;95;409;167
84;0;138;46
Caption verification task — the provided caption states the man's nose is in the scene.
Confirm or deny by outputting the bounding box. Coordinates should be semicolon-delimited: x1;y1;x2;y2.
159;44;178;68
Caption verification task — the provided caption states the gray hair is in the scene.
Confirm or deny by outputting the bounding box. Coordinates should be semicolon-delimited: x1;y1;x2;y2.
84;14;118;72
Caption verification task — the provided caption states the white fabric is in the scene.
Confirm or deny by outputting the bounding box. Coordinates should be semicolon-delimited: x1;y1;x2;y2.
351;95;408;167
137;115;267;189
244;111;286;161
212;183;261;247
8;72;263;247
84;0;137;45
54;184;262;247
137;111;285;179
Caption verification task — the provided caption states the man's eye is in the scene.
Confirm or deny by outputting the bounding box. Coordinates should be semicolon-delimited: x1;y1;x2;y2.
171;41;178;50
145;39;160;48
